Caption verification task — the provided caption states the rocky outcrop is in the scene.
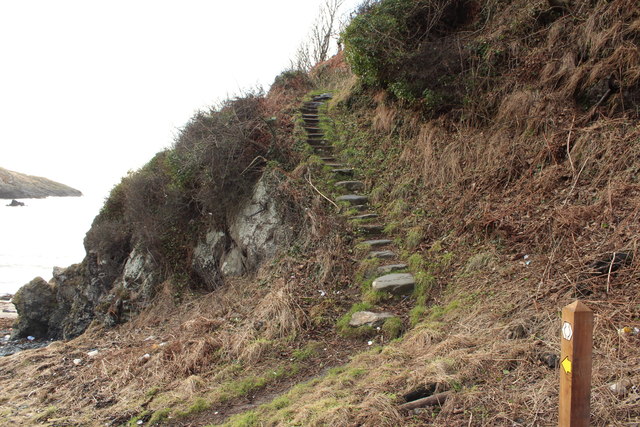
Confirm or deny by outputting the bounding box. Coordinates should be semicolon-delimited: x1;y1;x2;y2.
0;167;82;199
6;199;24;207
12;172;292;340
11;277;56;339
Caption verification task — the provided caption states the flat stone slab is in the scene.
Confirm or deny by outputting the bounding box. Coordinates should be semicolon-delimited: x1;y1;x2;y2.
336;181;364;191
324;163;346;168
349;311;395;327
351;213;378;220
358;224;384;234
332;168;354;177
304;127;323;133
368;250;396;259
372;273;415;295
337;194;368;205
376;264;408;274
361;239;392;248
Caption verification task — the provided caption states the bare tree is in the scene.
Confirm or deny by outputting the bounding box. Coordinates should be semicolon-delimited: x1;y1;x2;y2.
292;0;345;71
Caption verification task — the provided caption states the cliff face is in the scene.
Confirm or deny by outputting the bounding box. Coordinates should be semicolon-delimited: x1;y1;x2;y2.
0;167;82;199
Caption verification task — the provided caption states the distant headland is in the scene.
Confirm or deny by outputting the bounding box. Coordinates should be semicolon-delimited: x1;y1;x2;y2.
0;167;82;199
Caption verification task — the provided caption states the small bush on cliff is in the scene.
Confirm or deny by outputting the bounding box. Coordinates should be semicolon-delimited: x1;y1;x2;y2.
343;0;469;101
87;89;299;289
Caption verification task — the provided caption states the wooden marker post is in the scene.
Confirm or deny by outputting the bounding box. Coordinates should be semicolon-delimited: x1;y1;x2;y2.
559;301;593;427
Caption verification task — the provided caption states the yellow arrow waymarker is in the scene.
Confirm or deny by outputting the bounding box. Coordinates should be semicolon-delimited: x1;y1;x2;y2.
561;356;572;374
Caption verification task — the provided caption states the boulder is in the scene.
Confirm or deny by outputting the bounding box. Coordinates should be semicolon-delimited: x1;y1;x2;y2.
349;311;395;327
6;199;24;207
372;273;416;295
11;277;57;339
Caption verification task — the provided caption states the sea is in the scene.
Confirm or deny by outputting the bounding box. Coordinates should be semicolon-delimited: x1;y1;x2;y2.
0;196;104;295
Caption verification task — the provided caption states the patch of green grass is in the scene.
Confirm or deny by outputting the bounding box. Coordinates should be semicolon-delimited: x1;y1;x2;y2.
218;410;258;427
383;221;400;234
429;299;461;321
176;397;211;418
382;317;403;339
267;395;291;410
409;305;427;327
407;253;425;271
148;408;171;425
405;226;423;250
292;342;321;361
414;271;436;305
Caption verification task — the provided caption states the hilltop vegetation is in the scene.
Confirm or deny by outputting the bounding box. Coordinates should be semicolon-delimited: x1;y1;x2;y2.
1;0;639;425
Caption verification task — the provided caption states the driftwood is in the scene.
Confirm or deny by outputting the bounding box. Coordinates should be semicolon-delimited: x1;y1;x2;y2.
398;391;451;411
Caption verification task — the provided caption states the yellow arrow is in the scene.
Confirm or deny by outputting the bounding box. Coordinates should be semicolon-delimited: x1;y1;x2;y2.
561;356;572;374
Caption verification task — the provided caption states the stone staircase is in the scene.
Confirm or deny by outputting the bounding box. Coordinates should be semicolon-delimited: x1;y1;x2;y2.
301;94;416;327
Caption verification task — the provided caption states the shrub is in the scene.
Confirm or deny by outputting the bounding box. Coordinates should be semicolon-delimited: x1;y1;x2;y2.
342;0;469;104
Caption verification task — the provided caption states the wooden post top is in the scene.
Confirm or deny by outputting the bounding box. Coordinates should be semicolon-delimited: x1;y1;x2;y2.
563;301;592;314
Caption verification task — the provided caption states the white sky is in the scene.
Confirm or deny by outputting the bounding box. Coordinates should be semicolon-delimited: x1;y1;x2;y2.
0;0;360;200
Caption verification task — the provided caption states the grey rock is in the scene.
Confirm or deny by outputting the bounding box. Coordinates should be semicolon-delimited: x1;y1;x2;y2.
228;176;289;273
357;224;384;234
361;239;392;248
11;277;57;339
121;247;160;298
351;213;378;221
6;199;24;207
336;194;368;205
192;231;227;287
336;181;365;192
349;311;395;327
332;168;354;177
372;273;415;295
368;250;396;259
376;264;408;274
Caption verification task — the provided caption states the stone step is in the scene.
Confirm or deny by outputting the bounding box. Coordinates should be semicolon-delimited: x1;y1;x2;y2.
361;239;393;248
307;140;330;147
336;181;365;192
349;311;394;327
376;264;408;274
312;93;333;101
307;133;325;139
320;156;337;162
302;114;320;119
368;250;396;259
351;204;369;212
304;120;320;126
301;108;318;114
303;101;323;106
332;168;355;177
350;213;379;221
324;162;346;168
336;194;368;206
313;146;334;154
304;127;323;134
372;273;415;295
357;224;385;234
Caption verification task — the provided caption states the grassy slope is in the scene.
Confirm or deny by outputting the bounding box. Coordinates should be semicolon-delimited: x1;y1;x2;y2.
1;1;639;426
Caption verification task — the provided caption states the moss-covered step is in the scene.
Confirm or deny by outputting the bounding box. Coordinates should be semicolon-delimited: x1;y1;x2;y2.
336;181;365;191
356;224;384;234
361;239;392;248
368;250;396;259
372;273;415;294
376;264;408;274
336;194;368;205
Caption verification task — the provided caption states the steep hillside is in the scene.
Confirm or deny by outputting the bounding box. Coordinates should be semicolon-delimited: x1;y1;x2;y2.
0;167;82;199
0;0;639;426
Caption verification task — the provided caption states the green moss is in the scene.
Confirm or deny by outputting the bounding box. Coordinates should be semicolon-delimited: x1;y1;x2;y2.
176;397;211;417
382;317;403;339
148;408;171;425
405;226;423;250
409;305;427;327
219;410;258;427
292;342;321;361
